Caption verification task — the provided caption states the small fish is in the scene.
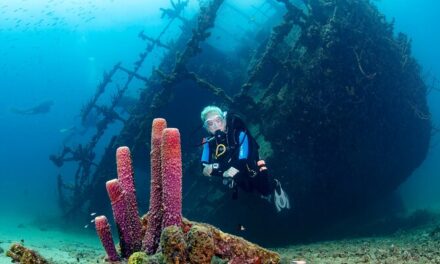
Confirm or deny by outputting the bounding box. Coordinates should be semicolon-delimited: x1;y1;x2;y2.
84;224;89;228
59;126;75;133
90;212;96;216
237;224;246;231
90;219;95;223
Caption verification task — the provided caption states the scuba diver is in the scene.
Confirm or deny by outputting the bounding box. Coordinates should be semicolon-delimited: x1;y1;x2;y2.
10;100;54;115
200;105;290;212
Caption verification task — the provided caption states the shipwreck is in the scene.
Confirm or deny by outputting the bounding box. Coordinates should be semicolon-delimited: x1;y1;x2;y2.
51;0;432;245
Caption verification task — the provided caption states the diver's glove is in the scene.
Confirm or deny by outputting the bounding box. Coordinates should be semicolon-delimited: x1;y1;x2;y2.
203;163;224;177
222;167;238;189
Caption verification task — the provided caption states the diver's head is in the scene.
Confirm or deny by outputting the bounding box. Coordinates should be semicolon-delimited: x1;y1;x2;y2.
201;105;227;135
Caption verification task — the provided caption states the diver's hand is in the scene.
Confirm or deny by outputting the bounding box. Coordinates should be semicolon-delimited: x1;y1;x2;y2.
223;167;239;178
202;163;213;176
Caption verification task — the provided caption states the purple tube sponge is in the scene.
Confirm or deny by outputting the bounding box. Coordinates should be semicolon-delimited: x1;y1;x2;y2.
142;118;167;254
95;215;120;262
116;146;142;252
106;179;135;258
161;128;182;228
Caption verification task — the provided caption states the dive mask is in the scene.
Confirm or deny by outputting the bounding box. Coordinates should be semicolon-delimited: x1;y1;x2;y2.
204;114;224;129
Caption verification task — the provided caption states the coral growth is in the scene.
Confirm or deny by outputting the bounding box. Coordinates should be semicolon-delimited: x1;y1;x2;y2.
160;225;187;264
156;219;280;264
94;117;280;263
6;243;49;264
128;252;164;264
184;219;279;264
186;225;215;264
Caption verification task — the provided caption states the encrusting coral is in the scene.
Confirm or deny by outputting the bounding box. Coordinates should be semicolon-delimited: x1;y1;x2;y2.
6;243;49;264
186;225;215;263
95;118;280;263
160;225;187;264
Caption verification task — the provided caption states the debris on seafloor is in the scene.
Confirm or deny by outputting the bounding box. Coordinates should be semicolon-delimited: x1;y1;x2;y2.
6;243;49;264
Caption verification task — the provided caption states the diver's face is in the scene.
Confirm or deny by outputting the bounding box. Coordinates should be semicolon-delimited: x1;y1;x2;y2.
204;112;226;134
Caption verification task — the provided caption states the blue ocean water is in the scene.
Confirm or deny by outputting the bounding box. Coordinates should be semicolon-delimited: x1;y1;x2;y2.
376;0;440;213
0;0;196;219
0;0;439;261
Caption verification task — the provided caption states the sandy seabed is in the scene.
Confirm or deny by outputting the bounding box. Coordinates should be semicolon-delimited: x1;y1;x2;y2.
0;215;104;264
1;215;440;264
277;222;440;264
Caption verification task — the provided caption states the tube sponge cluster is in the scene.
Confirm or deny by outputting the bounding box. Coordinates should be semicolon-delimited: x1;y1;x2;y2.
98;145;144;259
95;117;279;263
95;118;184;260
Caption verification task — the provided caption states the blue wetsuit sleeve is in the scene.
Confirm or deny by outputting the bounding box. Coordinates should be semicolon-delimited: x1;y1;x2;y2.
226;131;250;175
238;131;249;160
201;138;210;163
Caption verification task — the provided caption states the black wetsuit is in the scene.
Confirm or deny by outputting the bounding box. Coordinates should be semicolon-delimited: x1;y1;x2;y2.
201;114;275;197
